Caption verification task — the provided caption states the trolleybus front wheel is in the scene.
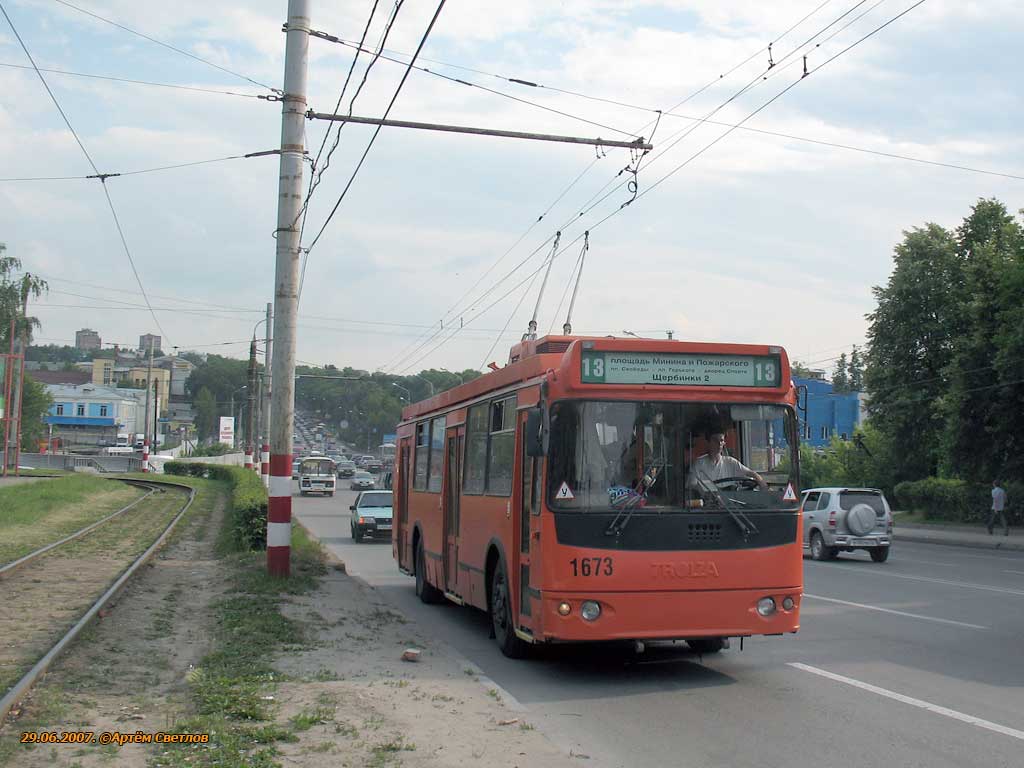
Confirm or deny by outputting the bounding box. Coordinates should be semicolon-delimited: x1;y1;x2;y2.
490;563;529;659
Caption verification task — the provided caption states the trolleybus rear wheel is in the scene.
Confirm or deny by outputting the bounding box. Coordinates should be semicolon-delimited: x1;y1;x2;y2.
415;538;442;604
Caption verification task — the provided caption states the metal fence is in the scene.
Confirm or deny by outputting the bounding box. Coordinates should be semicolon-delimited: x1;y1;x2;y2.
17;453;144;473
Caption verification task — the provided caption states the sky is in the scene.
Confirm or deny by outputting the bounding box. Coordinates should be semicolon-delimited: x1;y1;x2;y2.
1;0;1022;377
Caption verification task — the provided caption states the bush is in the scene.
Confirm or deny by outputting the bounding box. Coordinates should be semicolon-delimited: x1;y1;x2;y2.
163;462;267;549
893;478;1023;523
191;443;233;457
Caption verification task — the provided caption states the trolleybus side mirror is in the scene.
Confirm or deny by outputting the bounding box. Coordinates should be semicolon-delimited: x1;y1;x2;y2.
525;407;545;457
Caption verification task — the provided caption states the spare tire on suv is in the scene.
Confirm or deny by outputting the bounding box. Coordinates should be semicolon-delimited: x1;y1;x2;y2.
846;503;876;536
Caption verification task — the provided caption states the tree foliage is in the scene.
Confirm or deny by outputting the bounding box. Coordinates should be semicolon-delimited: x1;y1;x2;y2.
19;373;52;448
865;198;1024;485
193;387;218;441
832;353;849;392
0;245;47;350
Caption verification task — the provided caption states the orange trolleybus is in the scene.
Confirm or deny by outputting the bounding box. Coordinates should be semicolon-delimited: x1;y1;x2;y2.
392;335;803;657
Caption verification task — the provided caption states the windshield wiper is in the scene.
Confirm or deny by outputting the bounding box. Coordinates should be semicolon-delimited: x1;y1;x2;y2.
606;459;664;536
695;474;759;540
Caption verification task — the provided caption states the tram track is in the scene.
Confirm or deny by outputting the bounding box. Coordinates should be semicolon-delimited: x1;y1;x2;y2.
0;478;197;724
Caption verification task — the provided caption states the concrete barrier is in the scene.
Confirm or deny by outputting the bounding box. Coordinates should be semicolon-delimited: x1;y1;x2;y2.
173;453;246;467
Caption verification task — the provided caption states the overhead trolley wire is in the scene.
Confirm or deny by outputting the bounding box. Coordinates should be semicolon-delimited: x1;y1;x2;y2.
51;0;276;92
381;1;851;374
303;0;448;254
296;0;403;300
394;1;931;374
1;0;170;344
0;152;266;182
0;61;269;98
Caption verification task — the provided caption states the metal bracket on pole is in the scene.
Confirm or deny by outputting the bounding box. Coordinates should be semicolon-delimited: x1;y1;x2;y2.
305;112;652;151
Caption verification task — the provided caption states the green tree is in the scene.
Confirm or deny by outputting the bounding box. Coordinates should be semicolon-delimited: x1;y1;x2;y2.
864;223;964;482
848;345;864;391
193;387;218;441
791;360;815;378
832;353;849;393
940;199;1023;480
0;245;48;350
19;373;52;449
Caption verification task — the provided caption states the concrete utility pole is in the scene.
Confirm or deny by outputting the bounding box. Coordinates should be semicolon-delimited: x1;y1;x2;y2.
268;0;310;577
142;338;154;472
246;336;257;471
152;378;160;453
261;302;272;488
8;280;29;474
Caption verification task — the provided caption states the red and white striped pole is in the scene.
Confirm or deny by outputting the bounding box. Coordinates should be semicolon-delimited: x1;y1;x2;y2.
142;437;149;473
244;447;253;470
266;0;310;577
260;438;270;486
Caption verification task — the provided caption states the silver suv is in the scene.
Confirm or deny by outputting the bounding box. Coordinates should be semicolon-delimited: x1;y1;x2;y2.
801;487;893;562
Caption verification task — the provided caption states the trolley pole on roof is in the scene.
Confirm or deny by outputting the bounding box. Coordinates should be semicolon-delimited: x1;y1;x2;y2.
267;0;310;577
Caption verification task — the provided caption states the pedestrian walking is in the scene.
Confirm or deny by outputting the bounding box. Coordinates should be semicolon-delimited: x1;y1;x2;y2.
987;480;1009;536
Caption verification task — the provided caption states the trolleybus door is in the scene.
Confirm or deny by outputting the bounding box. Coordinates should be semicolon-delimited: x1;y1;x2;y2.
517;411;541;629
396;441;412;569
442;426;463;592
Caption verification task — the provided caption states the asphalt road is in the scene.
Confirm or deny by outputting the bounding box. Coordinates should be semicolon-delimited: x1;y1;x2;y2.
294;485;1024;768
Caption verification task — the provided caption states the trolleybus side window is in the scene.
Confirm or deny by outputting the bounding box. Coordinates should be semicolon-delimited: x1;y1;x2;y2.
486;396;516;497
414;422;429;490
463;404;488;495
427;416;446;492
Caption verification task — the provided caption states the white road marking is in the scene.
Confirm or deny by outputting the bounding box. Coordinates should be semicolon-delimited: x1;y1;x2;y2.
817;563;1024;597
1004;570;1024;576
803;594;987;629
788;663;1024;742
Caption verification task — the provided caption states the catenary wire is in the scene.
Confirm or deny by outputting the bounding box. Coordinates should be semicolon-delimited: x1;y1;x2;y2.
303;0;447;254
297;0;404;300
0;61;268;98
0;153;261;182
51;0;275;91
395;1;929;373
380;2;860;376
1;0;169;344
381;1;864;374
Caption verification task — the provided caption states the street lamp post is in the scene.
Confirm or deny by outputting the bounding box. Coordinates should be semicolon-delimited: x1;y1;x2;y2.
412;374;435;396
391;382;410;402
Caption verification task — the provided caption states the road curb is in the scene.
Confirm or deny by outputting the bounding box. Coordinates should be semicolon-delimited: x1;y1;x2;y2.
293;516;347;573
895;531;1024;552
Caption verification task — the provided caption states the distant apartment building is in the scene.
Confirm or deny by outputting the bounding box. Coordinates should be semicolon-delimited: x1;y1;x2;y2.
90;359;171;412
75;328;101;350
43;384;144;448
139;333;161;353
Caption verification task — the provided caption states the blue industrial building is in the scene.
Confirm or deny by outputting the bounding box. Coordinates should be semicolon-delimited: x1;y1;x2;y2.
795;377;864;447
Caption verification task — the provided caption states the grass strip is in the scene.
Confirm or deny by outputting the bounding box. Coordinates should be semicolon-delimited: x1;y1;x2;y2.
0;475;144;564
151;524;326;768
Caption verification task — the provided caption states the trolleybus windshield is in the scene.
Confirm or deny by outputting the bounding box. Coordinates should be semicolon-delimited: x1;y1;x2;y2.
547;400;798;514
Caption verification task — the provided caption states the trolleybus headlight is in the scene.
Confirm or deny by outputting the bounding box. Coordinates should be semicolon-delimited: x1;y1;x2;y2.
580;601;601;621
756;597;777;617
782;596;795;611
557;602;572;616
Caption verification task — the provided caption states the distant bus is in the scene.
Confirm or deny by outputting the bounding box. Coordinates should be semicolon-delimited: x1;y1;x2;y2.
392;335;803;657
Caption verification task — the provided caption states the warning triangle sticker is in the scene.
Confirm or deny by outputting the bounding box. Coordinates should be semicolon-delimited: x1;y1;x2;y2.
555;482;575;500
782;482;798;502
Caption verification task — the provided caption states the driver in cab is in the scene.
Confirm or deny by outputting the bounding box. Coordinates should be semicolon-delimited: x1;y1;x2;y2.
687;431;767;492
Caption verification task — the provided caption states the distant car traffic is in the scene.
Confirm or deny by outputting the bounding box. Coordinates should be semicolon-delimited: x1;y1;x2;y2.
350;470;375;490
801;487;893;562
336;460;356;478
366;459;383;473
291;458;301;479
350;490;393;542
